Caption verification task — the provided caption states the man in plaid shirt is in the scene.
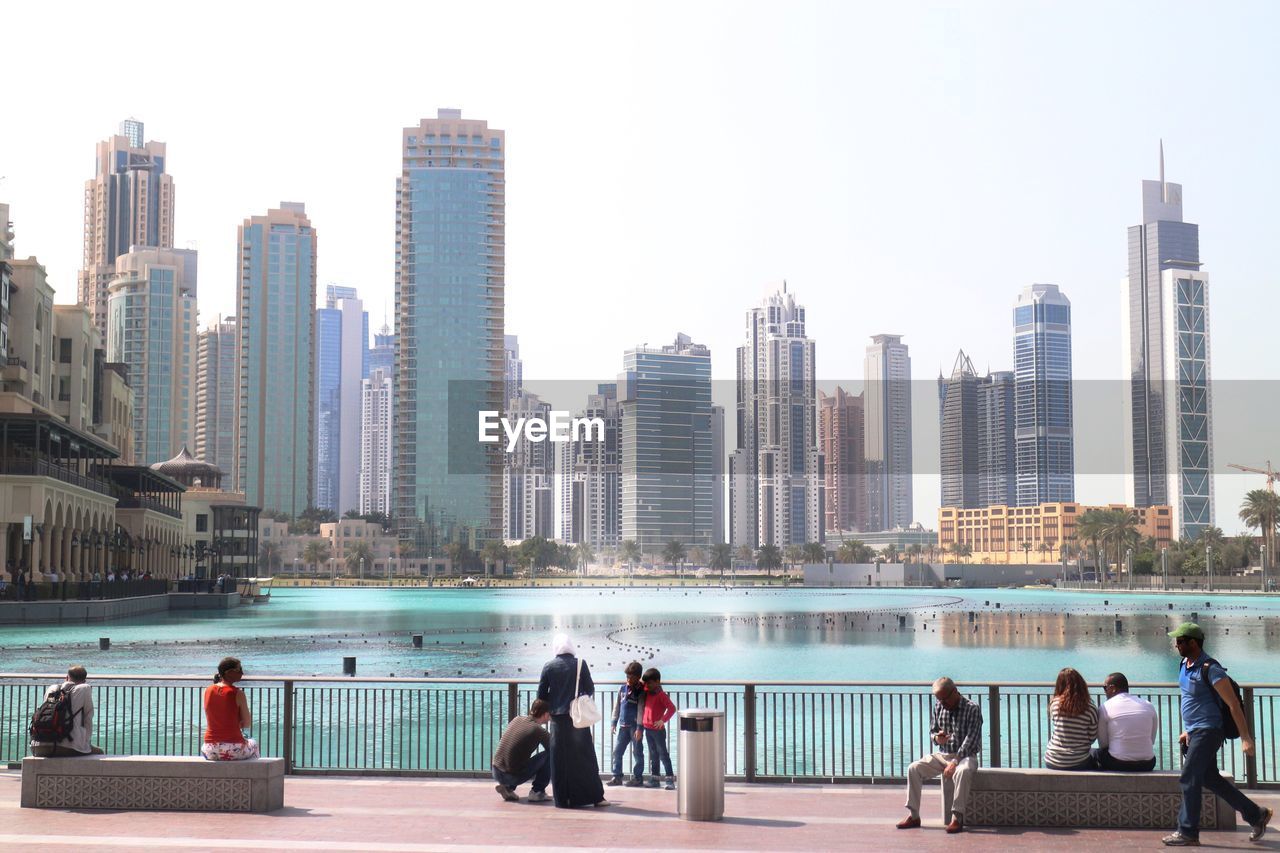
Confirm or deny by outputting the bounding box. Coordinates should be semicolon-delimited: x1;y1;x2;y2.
897;676;983;834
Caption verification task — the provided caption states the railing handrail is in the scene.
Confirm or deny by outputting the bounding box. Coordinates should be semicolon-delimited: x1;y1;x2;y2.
2;672;1279;689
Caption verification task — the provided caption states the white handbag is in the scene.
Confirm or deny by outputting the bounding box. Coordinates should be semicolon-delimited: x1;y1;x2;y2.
569;657;601;729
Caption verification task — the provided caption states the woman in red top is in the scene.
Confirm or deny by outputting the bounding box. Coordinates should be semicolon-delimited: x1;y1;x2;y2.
201;657;260;761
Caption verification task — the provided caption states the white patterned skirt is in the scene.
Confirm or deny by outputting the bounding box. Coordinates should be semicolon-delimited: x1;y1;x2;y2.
201;738;260;761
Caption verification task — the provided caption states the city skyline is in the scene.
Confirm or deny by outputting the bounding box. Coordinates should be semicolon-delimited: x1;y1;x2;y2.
4;3;1278;532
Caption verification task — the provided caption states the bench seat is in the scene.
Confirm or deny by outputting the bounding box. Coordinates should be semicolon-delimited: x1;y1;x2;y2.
20;755;284;813
965;767;1235;830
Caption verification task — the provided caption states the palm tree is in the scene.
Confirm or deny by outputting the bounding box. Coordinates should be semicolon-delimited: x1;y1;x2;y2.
709;543;733;579
906;543;924;565
783;544;804;574
947;541;971;564
662;540;687;576
303;540;331;577
882;544;900;564
1076;509;1109;581
1038;542;1051;563
1240;489;1280;569
346;542;374;578
481;540;509;576
1198;526;1226;547
802;542;827;564
836;539;872;564
1102;509;1140;584
259;541;283;575
620;540;642;576
756;544;782;576
573;542;594;574
735;544;754;568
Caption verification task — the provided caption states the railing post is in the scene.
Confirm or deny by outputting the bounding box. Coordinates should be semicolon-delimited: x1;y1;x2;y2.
1243;686;1257;788
987;685;1001;768
744;684;757;782
507;681;518;722
282;679;294;774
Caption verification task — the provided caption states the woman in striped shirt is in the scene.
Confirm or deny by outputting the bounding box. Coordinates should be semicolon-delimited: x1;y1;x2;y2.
1043;667;1098;771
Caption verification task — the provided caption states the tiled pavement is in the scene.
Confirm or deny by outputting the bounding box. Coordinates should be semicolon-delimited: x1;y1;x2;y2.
1;772;1278;852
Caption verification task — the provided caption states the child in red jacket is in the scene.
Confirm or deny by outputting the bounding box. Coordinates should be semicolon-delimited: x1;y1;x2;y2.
639;668;677;789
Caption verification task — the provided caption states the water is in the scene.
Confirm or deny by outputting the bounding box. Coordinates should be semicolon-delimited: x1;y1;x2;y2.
4;586;1279;684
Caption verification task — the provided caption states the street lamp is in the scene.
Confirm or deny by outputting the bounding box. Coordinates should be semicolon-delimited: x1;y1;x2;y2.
293;557;299;581
1125;547;1133;590
1262;544;1268;593
1206;544;1214;593
1162;546;1169;591
359;556;365;583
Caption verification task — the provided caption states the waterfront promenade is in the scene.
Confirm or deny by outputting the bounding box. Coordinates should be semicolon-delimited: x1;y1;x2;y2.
2;772;1277;851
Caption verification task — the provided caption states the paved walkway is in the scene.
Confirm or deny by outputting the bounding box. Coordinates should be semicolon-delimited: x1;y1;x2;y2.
2;772;1277;851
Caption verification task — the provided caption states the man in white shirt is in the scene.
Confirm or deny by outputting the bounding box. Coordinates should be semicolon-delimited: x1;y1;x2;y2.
1093;672;1157;771
30;665;104;757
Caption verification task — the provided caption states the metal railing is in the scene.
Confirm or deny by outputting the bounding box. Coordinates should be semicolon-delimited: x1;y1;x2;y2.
2;675;1276;788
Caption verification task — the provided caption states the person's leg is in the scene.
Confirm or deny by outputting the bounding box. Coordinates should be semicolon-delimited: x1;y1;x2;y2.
548;716;571;807
527;751;550;793
905;753;946;817
30;744;53;757
1200;748;1265;826
630;726;645;781
1099;750;1156;772
610;726;629;779
1177;730;1217;838
644;728;660;783
950;756;977;823
655;729;674;777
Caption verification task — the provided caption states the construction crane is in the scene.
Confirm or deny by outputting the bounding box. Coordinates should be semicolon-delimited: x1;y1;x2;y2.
1228;460;1279;493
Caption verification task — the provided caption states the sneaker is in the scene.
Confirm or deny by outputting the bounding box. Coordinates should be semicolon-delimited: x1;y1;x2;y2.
606;776;623;786
1161;833;1200;847
645;779;660;788
495;784;519;802
527;790;548;803
594;799;612;807
624;778;644;787
1251;806;1273;842
664;778;675;790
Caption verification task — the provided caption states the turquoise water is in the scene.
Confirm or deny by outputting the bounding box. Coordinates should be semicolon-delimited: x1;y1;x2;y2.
3;587;1279;684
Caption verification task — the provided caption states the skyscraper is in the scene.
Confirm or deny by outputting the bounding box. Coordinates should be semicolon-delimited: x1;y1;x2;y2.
729;286;823;549
368;324;395;380
978;370;1016;508
938;352;1015;510
315;285;367;514
79;120;175;339
620;334;714;553
236;203;316;516
196;317;237;479
1014;283;1074;505
819;387;865;533
502;390;555;541
564;384;622;550
106;247;198;464
360;367;393;516
395;109;505;552
504;335;522;409
864;334;913;529
1122;147;1214;538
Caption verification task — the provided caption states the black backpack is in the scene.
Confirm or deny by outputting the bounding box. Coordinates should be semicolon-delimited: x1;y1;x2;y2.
1200;659;1244;739
29;684;79;744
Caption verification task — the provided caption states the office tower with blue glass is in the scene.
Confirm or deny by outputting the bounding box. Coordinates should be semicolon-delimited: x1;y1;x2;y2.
236;203;316;516
106;247;198;464
1013;283;1074;505
938;352;1016;510
368;324;395;379
315;284;367;514
394;110;505;552
620;334;715;553
1121;148;1214;539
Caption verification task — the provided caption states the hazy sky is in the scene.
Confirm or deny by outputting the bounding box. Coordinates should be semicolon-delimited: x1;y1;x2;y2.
5;1;1277;532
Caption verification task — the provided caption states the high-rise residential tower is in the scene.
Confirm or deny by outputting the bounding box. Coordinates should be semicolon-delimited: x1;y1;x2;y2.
819;387;865;534
360;366;393;516
106;247;198;464
502;390;555;541
864;334;913;529
395;109;505;553
315;284;367;514
620;334;715;553
1121;148;1214;539
729;286;823;549
1014;283;1074;505
368;324;395;380
564;384;622;550
79;120;175;338
978;370;1016;508
236;203;316;516
504;335;522;409
938;352;1015;510
196;317;237;479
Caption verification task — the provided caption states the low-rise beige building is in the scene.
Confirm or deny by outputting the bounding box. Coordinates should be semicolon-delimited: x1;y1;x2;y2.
938;501;1174;564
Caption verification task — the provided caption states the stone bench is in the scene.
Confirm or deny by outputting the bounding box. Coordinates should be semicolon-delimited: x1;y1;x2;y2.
21;755;285;813
964;767;1235;830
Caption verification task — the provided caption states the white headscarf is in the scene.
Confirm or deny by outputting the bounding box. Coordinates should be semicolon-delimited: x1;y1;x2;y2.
552;633;576;656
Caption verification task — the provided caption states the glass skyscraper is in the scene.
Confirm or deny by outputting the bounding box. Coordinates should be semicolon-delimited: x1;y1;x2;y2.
394;110;504;552
1122;149;1214;539
1013;283;1074;505
863;334;913;529
236;203;316;516
315;285;366;513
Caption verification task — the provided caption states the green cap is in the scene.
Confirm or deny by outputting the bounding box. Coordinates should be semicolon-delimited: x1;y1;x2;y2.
1168;622;1205;641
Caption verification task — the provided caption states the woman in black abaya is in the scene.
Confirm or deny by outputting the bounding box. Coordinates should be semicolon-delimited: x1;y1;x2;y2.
537;633;609;808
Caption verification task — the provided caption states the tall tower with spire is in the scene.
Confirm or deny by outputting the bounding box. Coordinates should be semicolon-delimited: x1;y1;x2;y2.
1121;145;1214;538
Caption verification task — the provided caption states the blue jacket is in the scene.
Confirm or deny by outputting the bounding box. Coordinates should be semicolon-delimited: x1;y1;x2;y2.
537;653;594;716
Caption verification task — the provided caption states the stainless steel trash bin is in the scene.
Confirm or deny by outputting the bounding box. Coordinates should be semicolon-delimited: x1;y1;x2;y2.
676;708;725;821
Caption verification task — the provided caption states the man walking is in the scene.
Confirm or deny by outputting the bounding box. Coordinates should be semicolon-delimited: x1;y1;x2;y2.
1094;672;1158;771
491;699;552;803
898;676;982;834
1163;623;1272;846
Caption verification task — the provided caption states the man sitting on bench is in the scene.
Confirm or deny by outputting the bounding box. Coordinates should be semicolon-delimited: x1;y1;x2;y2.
30;665;104;757
1092;672;1157;772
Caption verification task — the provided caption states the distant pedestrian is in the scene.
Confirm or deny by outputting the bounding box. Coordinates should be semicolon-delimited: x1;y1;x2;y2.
29;665;104;756
608;661;645;787
201;657;259;761
1093;672;1157;772
639;668;676;789
491;699;552;802
898;676;982;834
1043;667;1098;771
1162;623;1271;846
536;634;609;808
